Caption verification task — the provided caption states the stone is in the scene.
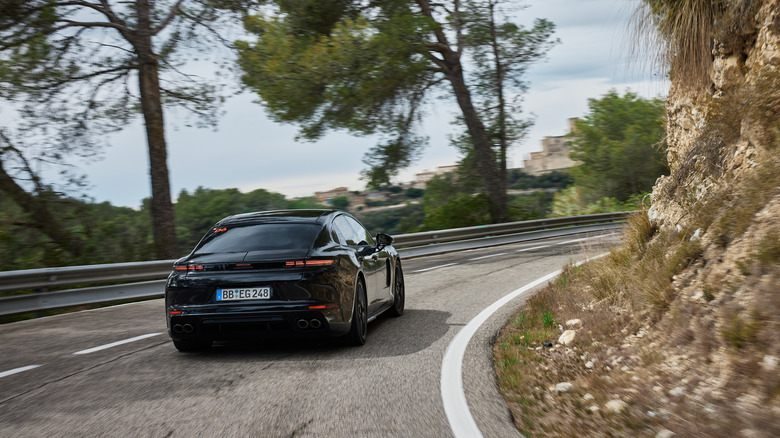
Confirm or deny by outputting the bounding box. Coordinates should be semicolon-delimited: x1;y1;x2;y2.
555;382;574;393
604;399;628;414
656;429;675;438
583;393;594;401
587;404;599;412
585;361;594;369
761;355;778;371
558;330;576;345
669;387;685;397
566;318;582;328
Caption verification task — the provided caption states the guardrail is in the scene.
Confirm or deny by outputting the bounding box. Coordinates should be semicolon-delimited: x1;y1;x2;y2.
0;212;632;317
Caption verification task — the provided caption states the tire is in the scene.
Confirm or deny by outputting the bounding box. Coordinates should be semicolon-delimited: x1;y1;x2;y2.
346;280;368;346
386;263;405;317
173;339;211;352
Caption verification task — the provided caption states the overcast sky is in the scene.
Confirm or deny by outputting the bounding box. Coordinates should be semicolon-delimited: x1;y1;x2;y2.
54;0;669;208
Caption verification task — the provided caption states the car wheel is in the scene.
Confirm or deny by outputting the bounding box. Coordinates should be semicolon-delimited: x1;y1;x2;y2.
386;264;405;317
346;280;368;346
173;339;211;352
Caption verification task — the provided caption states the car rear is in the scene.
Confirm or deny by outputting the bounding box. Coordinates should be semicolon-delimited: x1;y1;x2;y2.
165;216;353;346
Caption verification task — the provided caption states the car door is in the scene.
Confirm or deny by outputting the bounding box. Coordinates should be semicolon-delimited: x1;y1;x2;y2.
335;215;386;314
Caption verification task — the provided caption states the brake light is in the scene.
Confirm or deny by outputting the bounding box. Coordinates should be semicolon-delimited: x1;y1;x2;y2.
169;310;182;315
173;264;204;271
308;304;340;310
306;260;335;266
285;260;335;267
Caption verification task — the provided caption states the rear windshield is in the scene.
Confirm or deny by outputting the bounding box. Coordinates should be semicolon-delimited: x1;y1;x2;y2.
193;223;322;254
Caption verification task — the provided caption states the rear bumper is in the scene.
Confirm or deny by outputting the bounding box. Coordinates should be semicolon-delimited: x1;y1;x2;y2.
167;306;349;342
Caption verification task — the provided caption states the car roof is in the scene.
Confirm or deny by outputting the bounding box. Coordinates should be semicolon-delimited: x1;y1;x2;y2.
215;209;342;226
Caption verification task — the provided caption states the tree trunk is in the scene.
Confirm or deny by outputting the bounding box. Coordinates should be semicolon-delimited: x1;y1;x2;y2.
134;1;178;259
416;0;507;222
488;1;509;195
446;66;507;222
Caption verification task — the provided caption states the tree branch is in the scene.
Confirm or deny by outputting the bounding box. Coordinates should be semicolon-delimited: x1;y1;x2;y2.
152;0;185;35
52;20;131;33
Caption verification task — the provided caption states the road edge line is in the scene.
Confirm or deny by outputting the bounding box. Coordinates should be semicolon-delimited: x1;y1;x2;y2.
440;253;607;438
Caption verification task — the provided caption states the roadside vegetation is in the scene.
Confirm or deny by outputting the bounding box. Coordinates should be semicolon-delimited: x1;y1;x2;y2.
494;0;780;435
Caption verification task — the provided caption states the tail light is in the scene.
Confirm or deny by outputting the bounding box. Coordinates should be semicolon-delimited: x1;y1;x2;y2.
285;259;335;267
173;264;204;271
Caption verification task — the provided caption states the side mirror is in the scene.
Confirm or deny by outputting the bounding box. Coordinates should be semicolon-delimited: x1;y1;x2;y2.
376;233;394;246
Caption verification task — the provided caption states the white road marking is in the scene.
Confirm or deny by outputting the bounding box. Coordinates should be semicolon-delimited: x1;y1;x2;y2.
516;245;550;252
555;235;604;245
0;364;42;379
413;263;458;273
440;254;607;438
72;333;162;355
469;253;507;261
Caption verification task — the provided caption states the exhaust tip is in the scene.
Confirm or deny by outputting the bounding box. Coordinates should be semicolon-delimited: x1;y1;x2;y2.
173;324;184;334
296;319;309;329
309;319;322;329
182;324;194;334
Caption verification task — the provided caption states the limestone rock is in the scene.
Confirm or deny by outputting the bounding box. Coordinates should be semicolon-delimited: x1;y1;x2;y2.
604;399;628;414
555;382;574;393
558;330;576;345
761;355;778;371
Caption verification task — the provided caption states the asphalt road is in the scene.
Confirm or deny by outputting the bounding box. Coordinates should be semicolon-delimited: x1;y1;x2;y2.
0;231;621;437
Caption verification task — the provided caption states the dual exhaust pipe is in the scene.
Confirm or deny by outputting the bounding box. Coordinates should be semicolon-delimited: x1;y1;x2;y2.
296;318;323;330
172;323;194;334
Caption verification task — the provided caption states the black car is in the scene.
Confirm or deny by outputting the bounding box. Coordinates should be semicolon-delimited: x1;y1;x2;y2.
165;209;404;351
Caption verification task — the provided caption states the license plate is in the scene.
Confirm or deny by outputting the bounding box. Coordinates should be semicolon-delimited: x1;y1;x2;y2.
216;286;272;301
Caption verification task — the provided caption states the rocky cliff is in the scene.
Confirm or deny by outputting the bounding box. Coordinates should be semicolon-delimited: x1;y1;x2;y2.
494;2;779;436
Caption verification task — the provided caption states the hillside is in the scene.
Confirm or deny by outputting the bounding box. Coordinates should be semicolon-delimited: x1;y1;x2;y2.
493;1;780;436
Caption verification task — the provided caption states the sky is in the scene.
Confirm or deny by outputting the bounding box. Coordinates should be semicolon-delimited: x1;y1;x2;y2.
30;0;669;209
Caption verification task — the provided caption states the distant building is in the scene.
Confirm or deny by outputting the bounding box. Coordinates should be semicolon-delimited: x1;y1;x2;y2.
523;118;580;176
412;165;458;189
314;187;351;204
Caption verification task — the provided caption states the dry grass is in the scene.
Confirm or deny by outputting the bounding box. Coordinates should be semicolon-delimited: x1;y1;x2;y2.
629;0;760;92
493;196;779;437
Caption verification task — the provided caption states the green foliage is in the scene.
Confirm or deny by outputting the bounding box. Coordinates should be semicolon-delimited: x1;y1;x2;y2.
550;186;630;217
569;90;668;203
1;185;326;270
721;311;763;349
174;186;324;253
404;187;424;198
356;203;424;235
330;196;349;210
237;7;431;186
508;170;572;190
541;311;556;329
418;172;491;230
237;0;557;203
423;193;492;231
0;191;154;271
286;196;326;209
509;191;554;221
